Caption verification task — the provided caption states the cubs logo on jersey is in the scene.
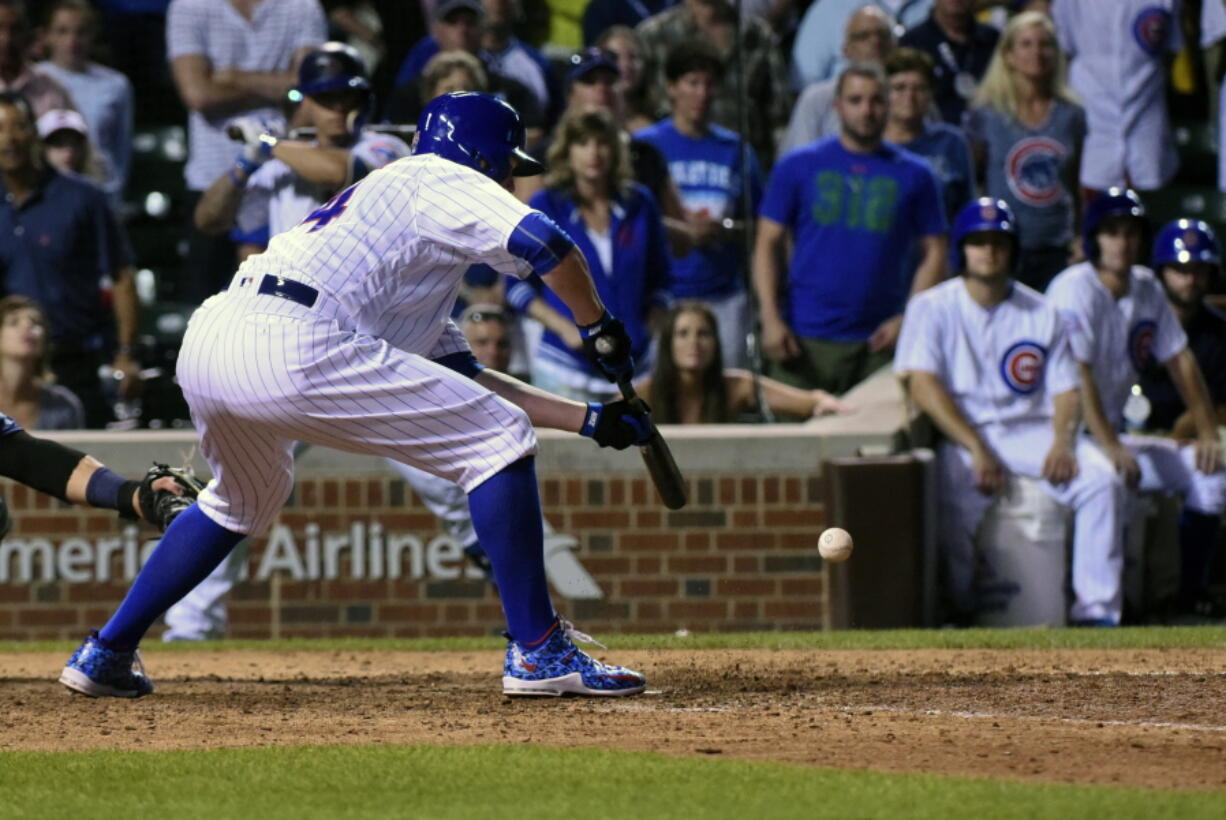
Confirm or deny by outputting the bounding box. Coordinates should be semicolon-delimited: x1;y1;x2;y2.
999;340;1047;395
1128;319;1157;370
1006;138;1066;207
1132;6;1171;57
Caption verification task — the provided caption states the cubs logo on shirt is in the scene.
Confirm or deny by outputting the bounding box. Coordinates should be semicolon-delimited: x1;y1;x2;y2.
999;340;1046;395
1129;319;1157;370
1132;6;1171;57
1005;138;1066;207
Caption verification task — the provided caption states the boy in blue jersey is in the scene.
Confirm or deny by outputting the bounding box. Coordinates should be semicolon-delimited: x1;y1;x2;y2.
635;39;762;367
753;63;949;396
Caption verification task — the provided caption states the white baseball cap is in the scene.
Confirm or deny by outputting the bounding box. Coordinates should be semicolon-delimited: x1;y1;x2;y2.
36;108;89;140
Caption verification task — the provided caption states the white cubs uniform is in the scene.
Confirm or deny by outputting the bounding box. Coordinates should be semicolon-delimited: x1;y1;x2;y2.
1204;0;1226;189
236;131;411;238
1054;0;1181;190
1046;262;1226;516
895;278;1126;623
180;154;541;535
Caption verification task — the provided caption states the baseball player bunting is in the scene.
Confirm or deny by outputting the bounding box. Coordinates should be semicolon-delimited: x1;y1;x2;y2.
60;93;652;699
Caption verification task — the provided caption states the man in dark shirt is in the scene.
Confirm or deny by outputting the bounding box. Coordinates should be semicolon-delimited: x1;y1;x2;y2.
0;91;138;427
1140;218;1226;620
899;0;999;125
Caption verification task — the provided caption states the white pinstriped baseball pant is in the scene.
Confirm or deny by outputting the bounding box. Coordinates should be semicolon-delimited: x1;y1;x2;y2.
177;290;537;535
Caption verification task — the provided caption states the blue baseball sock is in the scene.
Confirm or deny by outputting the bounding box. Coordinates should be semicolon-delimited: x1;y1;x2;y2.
99;505;246;649
467;456;555;644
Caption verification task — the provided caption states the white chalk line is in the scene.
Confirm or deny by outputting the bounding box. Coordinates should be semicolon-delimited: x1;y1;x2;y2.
845;704;1226;733
599;700;1226;732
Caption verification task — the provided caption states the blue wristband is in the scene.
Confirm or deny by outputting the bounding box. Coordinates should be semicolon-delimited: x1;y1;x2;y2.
578;310;613;339
579;402;602;438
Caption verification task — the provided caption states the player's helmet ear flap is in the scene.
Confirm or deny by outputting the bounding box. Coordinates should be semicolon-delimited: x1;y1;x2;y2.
412;92;544;181
1152;218;1221;268
949;197;1018;273
1082;187;1148;262
291;41;373;133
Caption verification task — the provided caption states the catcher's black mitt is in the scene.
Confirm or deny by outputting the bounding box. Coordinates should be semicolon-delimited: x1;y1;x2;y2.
138;463;206;531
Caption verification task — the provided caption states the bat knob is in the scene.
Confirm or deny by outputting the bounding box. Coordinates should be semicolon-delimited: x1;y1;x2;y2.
594;337;613;355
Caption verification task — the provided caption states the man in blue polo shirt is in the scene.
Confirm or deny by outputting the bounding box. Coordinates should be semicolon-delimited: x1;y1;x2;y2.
635;39;761;367
0;91;138;427
754;64;947;395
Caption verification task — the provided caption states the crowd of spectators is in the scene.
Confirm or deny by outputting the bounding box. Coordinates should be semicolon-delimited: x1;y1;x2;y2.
2;0;1226;627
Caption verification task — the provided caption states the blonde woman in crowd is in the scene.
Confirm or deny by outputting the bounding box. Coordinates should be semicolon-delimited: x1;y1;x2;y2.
965;11;1085;292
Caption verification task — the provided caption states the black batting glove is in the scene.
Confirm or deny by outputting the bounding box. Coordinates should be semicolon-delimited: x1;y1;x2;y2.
579;310;635;382
579;400;654;450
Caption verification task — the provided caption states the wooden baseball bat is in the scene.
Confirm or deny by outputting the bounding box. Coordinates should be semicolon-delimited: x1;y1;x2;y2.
615;377;688;510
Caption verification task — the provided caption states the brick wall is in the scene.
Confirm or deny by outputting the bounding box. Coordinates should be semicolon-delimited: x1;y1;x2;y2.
0;469;828;641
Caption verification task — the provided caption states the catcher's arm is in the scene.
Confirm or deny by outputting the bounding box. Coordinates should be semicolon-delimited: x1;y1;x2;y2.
0;432;202;530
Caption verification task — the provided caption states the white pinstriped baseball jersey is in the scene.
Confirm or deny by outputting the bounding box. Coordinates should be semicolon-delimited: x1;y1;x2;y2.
894;277;1080;428
233;154;536;355
1046;262;1187;429
1054;0;1181;190
180;153;550;534
236;130;411;238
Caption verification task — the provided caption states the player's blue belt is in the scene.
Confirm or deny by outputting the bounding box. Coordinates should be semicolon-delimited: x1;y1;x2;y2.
257;275;318;309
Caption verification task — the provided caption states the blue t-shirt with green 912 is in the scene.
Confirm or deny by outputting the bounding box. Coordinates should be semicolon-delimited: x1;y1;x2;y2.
760;136;946;341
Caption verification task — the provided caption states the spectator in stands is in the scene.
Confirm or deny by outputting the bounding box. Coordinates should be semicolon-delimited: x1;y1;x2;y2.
754;64;947;395
166;0;327;304
965;10;1084;292
595;25;658;133
514;107;672;400
0;295;84;429
36;0;133;203
896;196;1125;626
1053;0;1180;193
642;302;851;423
1047;191;1226;625
384;1;543;142
635;40;761;367
882;47;974;220
193;42;410;243
1140;218;1226;619
0;92;138;427
583;0;675;47
792;0;931;89
636;0;789;164
898;0;998;127
781;4;895;157
460;302;515;374
522;48;689;255
37;108;110;192
480;0;557;121
0;0;74;117
420;49;488;102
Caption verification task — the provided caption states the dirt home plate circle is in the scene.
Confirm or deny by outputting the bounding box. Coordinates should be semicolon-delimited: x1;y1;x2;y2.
819;527;853;562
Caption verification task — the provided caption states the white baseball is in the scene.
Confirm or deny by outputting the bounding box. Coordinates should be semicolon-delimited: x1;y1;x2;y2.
818;527;853;563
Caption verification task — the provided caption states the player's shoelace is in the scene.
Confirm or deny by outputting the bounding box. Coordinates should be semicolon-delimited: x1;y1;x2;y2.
559;619;606;650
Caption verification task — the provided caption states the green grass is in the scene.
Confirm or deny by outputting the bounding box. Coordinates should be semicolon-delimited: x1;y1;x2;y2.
1;745;1221;820
5;626;1226;655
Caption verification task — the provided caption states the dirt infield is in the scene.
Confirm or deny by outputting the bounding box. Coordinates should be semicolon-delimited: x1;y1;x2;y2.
3;647;1225;790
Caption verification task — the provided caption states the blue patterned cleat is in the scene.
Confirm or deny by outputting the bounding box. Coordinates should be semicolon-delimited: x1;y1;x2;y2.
59;631;155;698
502;619;645;697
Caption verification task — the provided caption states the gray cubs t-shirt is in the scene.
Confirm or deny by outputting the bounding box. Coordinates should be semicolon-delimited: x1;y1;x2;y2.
965;99;1087;250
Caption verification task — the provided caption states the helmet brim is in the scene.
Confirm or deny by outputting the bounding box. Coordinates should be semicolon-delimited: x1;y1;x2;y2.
511;147;544;177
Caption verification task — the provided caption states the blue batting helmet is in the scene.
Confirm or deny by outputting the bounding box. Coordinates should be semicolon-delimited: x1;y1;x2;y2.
412;92;544;181
1152;218;1220;268
291;42;371;102
1082;187;1147;261
949;197;1017;272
